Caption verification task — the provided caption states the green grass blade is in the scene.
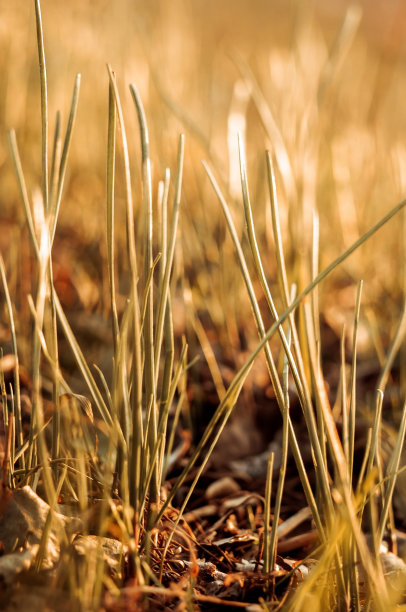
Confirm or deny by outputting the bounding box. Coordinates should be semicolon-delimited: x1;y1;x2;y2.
154;135;184;379
8;130;40;261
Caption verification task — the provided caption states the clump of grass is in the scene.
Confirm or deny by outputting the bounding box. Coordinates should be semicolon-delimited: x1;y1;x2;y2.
2;1;255;607
2;1;406;611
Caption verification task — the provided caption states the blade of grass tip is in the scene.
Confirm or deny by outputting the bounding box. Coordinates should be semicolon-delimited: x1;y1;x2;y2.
241;194;406;385
50;73;81;246
0;257;23;465
203;158;283;404
204;159;325;538
266;151;315;399
34;0;49;212
93;363;113;412
8;130;40;261
130;82;153;281
105;69;141;335
129;81;155;402
376;400;406;546
106;75;119;352
376;298;406;394
154;134;184;379
349;281;363;482
265;152;290;305
266;151;321;477
140;129;161;511
53;292;112;426
158;169;171;288
263;452;274;575
239;136;332;515
107;66;143;507
49;111;61;211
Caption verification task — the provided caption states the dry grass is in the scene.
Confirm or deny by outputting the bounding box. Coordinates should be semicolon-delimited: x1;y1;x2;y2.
1;1;406;610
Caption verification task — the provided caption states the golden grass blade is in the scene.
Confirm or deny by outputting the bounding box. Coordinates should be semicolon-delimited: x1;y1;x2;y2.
129;85;155;432
106;76;119;351
34;0;49;211
49;111;61;210
154;135;184;379
349;281;363;481
8;130;40;261
107;66;143;510
269;306;293;572
50;74;81;246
